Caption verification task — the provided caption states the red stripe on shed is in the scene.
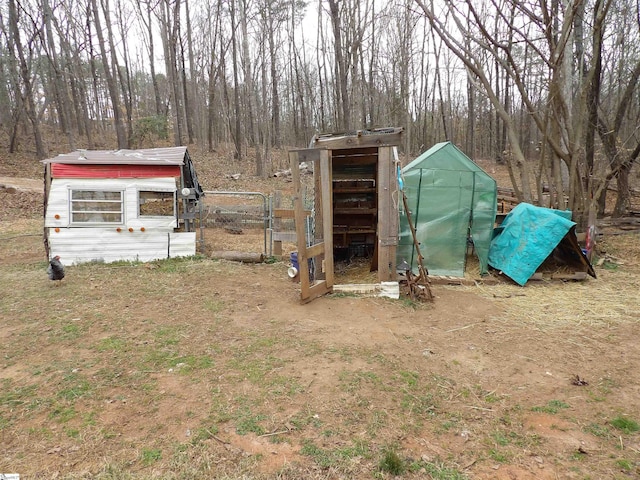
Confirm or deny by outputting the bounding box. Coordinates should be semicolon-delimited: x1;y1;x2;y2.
51;164;181;178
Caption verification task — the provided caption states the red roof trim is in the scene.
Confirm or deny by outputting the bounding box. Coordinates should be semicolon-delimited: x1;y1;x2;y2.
51;164;181;179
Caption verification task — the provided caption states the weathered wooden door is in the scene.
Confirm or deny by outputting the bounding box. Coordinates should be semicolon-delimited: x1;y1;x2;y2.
290;148;334;303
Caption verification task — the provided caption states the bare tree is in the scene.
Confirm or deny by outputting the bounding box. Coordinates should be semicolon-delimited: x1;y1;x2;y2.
3;0;640;221
205;0;225;152
158;0;185;146
430;24;449;141
180;0;195;144
112;0;135;145
415;0;534;203
327;0;350;130
229;0;243;158
42;0;74;148
267;0;282;147
7;0;48;158
0;6;26;153
593;0;640;217
90;0;128;148
315;0;329;131
135;0;163;116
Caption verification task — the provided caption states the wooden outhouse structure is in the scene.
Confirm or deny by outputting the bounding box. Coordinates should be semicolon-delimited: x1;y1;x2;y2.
42;147;203;265
289;128;403;302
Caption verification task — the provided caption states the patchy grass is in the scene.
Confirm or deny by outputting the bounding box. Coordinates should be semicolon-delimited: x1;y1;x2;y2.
300;438;371;470
610;415;640;434
531;399;571;414
140;447;162;465
379;447;405;475
2;221;640;478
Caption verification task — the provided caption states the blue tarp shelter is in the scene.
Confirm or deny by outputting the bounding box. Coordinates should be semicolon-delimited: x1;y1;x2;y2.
488;203;596;285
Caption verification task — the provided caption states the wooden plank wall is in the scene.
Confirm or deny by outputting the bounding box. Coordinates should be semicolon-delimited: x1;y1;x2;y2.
376;146;398;281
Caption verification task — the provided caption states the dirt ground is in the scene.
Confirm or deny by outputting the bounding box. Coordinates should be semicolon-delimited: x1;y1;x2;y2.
1;145;640;479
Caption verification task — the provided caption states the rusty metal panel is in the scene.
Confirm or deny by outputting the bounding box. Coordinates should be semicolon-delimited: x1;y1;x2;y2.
41;146;189;166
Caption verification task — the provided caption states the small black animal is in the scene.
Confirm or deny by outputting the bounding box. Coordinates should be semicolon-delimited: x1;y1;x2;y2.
47;255;65;285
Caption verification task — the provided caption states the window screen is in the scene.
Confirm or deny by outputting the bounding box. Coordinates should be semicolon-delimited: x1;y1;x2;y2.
139;191;175;217
71;190;123;223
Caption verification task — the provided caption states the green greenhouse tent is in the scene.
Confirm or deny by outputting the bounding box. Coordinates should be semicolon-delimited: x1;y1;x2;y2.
397;142;497;277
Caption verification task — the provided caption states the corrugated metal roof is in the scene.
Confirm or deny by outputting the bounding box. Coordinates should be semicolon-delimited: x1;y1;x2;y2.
310;127;403;148
42;146;188;166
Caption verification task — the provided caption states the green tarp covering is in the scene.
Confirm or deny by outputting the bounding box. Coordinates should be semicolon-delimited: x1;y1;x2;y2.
398;142;497;277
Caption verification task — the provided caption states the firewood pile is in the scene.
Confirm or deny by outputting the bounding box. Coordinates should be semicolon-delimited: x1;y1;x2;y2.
497;186;519;214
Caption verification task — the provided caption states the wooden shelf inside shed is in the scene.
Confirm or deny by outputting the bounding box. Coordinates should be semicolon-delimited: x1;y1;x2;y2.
331;149;378;258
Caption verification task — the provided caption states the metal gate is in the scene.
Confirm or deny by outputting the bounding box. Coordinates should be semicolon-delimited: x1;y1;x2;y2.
199;191;269;256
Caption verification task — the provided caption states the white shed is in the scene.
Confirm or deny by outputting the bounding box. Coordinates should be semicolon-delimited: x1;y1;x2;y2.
42;147;204;265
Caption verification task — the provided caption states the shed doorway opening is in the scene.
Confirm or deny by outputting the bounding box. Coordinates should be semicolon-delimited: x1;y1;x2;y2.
290;128;403;302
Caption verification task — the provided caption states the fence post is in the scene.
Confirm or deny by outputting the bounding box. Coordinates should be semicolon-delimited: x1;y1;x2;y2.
272;190;283;258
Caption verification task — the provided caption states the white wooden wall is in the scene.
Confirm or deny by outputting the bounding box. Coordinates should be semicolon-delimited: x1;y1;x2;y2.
45;178;196;264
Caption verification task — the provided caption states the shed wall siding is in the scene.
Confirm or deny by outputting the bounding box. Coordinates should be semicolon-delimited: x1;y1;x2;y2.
47;229;196;264
46;178;177;229
45;177;194;264
48;229;169;264
169;232;197;258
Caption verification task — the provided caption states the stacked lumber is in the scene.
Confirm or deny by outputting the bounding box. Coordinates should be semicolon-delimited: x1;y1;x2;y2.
597;214;640;232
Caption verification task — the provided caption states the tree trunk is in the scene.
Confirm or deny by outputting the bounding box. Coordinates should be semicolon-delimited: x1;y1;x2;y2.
159;0;184;146
42;0;74;149
111;0;134;146
259;43;272;171
613;163;631;216
3;17;25;154
316;0;327;132
465;69;475;156
8;0;47;159
430;28;448;140
207;54;218;152
183;0;196;144
180;40;194;144
230;0;242;158
268;1;281;148
205;0;223;152
86;12;106;135
66;23;94;147
90;0;127;148
328;0;350;130
367;0;376;130
137;0;163;116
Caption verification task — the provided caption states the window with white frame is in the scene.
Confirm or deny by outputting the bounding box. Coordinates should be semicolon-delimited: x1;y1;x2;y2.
70;190;123;224
138;190;175;217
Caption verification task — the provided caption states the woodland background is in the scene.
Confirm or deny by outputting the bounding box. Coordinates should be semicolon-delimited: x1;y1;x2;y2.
2;0;640;225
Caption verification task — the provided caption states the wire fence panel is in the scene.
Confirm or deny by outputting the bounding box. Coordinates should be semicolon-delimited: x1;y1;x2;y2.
270;189;306;260
199;191;269;256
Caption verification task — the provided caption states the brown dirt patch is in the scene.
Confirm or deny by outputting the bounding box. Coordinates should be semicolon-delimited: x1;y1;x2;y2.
1;146;640;478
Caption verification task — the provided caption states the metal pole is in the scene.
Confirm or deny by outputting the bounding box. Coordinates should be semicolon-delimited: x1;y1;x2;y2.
268;194;273;257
